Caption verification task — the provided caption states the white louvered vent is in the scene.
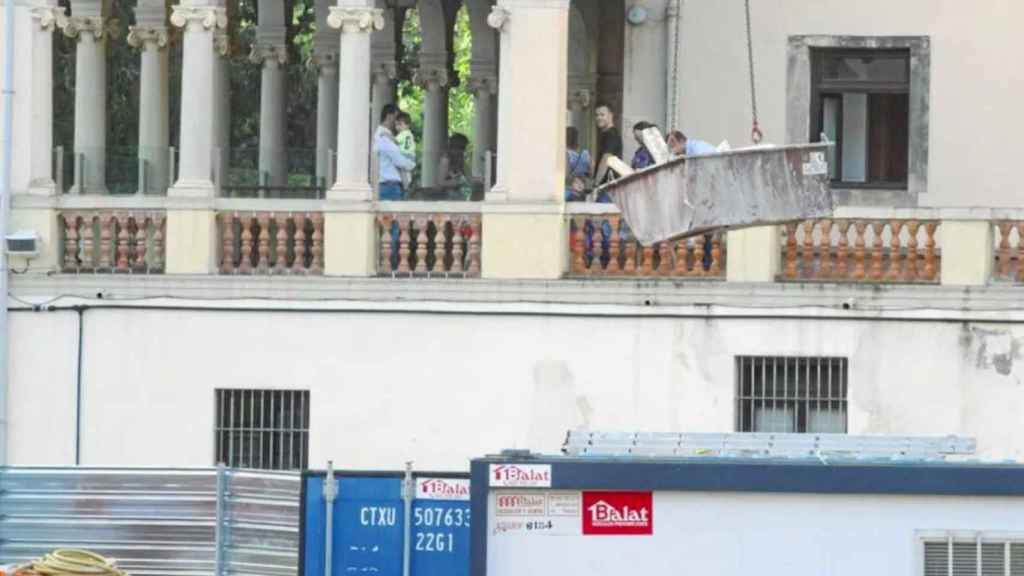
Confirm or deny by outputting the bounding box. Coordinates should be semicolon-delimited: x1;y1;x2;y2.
924;540;1024;576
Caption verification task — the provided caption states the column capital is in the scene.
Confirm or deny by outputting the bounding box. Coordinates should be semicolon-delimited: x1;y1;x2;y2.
413;65;449;90
31;6;67;32
60;16;118;40
249;43;288;66
371;61;397;84
311;51;340;71
213;31;231;56
327;7;385;33
170;5;228;32
486;6;510;31
466;74;498;97
567;87;592;111
127;25;170;50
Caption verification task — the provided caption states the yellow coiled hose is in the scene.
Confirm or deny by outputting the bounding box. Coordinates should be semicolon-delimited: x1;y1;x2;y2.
20;550;125;576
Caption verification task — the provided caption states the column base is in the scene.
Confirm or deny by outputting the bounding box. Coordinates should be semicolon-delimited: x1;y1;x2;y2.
328;182;373;202
726;225;781;283
486;185;510;203
68;185;110;195
324;209;378;277
27;179;58;197
168;179;216;199
481;209;567;280
165;209;217;274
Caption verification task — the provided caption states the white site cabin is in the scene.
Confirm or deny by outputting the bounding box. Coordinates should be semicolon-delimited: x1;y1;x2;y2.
471;451;1024;576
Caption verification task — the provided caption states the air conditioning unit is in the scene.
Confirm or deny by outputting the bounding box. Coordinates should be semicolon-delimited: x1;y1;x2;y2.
6;231;39;257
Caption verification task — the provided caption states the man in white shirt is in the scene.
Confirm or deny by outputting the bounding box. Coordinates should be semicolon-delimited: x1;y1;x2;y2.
375;104;416;201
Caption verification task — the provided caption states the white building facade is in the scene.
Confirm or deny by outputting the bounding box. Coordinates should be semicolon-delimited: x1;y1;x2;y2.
1;0;1023;471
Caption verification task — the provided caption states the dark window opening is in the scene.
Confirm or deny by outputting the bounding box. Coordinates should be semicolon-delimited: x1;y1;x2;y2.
735;356;848;433
812;49;910;189
214;389;310;470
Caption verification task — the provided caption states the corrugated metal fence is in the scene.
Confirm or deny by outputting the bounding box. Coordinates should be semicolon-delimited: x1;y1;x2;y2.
0;467;300;576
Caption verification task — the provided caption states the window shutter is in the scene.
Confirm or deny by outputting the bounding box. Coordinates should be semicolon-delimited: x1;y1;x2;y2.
981;543;1005;576
925;542;950;576
953;542;978;576
1011;544;1024;576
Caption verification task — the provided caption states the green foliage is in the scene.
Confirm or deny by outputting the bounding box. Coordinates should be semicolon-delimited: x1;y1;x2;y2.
51;0;475;188
448;7;475;142
397;9;425;138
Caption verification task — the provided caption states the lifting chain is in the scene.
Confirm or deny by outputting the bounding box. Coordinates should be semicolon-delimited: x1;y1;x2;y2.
744;0;763;144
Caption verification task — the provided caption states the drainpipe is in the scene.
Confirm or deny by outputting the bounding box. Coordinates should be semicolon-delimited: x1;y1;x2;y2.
665;0;682;131
0;0;18;467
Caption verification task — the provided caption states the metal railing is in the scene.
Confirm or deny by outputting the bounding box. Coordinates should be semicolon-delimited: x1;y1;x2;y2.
0;466;300;576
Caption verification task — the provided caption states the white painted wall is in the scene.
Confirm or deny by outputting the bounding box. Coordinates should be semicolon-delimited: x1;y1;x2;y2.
8;306;1024;470
675;0;1024;207
487;491;1024;576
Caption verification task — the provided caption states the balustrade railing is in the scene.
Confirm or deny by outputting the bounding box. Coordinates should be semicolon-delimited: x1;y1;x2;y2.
218;211;324;275
376;212;482;278
59;210;166;273
569;214;726;278
781;219;941;283
994;221;1024;283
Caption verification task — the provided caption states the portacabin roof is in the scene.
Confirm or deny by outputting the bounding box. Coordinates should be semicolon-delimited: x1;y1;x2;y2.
470;454;1024;497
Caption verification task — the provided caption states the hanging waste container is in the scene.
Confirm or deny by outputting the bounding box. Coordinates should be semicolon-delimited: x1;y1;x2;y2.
599;143;835;246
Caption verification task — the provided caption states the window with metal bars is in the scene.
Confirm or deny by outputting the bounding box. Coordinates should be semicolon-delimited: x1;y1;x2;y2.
735;356;848;433
924;539;1024;576
214;389;309;470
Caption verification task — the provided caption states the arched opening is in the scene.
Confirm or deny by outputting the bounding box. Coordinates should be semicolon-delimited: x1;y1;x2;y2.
395;1;475;198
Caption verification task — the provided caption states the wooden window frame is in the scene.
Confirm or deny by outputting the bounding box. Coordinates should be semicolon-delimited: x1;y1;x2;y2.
810;48;911;190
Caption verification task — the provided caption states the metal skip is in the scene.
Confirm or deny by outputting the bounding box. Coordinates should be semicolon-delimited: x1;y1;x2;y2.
598;143;836;246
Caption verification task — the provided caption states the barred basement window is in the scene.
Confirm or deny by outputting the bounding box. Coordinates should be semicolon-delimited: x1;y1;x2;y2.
215;389;309;470
924;539;1024;576
735;356;848;433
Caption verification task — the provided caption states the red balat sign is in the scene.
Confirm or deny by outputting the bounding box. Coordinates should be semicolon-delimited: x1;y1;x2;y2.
581;491;653;535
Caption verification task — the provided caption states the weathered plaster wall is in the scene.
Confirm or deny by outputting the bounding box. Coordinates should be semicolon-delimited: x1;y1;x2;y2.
7;306;1024;470
675;0;1024;208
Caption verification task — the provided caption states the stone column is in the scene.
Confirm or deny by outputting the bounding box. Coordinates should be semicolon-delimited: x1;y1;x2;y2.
323;1;384;277
326;3;383;201
482;0;570;280
250;40;288;187
213;31;231;191
370;62;396;142
17;5;64;195
169;4;225;193
165;3;227;274
60;14;114;195
369;4;397;138
416;63;448;188
467;72;497;182
10;4;65;274
127;23;170;195
313;52;340;187
567;85;592;139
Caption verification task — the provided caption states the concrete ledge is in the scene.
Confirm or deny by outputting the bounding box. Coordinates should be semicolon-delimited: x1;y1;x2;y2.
9;274;1024;322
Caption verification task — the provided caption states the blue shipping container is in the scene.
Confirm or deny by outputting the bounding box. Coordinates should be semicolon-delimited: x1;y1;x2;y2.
301;471;470;576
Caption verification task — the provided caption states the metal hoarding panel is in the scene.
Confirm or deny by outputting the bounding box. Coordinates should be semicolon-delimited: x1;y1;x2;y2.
0;467;300;576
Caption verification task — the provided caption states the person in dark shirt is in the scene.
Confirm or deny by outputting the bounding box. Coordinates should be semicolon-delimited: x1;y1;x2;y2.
593;104;623;203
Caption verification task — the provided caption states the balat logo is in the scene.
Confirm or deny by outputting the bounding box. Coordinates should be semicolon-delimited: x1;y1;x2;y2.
489;464;552;487
582;491;653;535
416;478;470;501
